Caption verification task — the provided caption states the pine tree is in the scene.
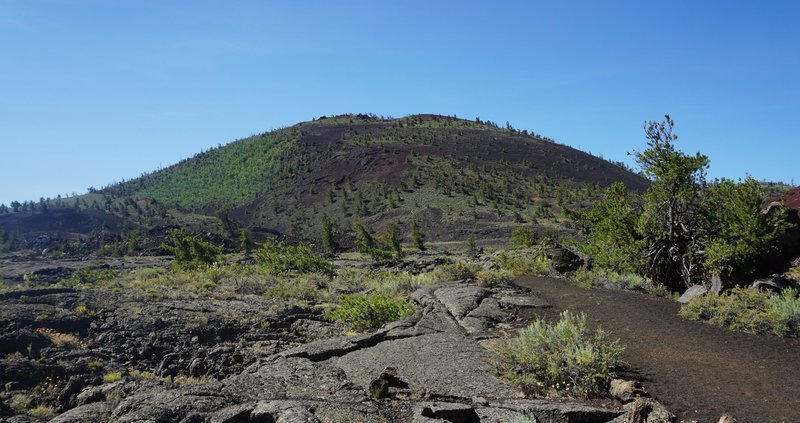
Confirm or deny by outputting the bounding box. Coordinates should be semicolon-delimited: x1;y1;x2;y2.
355;191;367;217
239;229;252;255
412;221;426;251
321;214;338;252
382;223;404;259
353;220;376;253
466;234;476;254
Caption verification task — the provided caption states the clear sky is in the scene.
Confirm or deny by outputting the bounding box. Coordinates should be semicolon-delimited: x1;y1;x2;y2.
1;1;798;206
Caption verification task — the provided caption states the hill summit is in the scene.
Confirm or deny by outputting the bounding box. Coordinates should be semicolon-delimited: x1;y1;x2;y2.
1;114;647;251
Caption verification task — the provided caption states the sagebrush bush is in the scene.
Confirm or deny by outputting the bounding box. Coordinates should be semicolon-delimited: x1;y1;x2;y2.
327;292;414;329
572;268;645;290
331;269;438;296
497;251;549;276
133;265;226;293
491;310;624;397
476;269;515;287
435;260;482;281
680;287;800;336
263;274;328;301
255;239;334;276
330;268;372;293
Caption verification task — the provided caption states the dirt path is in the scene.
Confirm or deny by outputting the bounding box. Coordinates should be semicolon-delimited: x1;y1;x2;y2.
514;276;800;423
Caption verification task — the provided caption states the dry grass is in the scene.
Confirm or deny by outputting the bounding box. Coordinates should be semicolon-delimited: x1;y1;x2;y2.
36;327;85;349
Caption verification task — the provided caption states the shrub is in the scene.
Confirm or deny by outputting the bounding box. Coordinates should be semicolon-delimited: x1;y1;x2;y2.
60;267;118;288
352;220;394;261
255;239;334;276
97;241;126;257
435;260;482;281
263;274;328;301
572;268;645;290
36;328;84;349
131;267;164;281
412;221;426;251
74;304;95;316
87;359;104;373
27;405;56;420
162;229;222;271
327;292;414;329
8;393;31;412
680;287;800;336
704;177;794;281
476;269;515;287
497;251;549;276
491;310;624;397
375;271;439;294
578;183;643;275
510;227;538;249
332;269;438;296
330;268;372;293
103;372;123;383
132;265;225;293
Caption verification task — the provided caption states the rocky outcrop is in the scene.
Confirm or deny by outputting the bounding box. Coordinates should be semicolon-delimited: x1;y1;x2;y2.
0;281;679;422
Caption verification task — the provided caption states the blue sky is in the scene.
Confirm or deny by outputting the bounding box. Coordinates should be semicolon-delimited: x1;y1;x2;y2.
1;1;798;206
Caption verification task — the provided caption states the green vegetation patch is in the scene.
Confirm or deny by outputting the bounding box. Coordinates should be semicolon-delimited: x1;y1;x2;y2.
577;117;794;291
491;310;624;397
327;292;414;329
162;229;222;271
130;129;302;207
434;260;482;282
475;269;515;287
680;287;800;337
331;268;438;296
509;227;539;249
263;273;329;301
103;372;123;384
497;250;549;276
571;268;676;298
60;267;119;289
255;239;334;276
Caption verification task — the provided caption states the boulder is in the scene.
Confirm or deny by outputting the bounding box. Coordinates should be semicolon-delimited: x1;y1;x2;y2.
610;398;675;423
483;398;623;423
710;275;725;295
751;277;787;292
609;379;650;404
252;400;320;423
49;402;110;423
209;404;256;423
412;402;479;423
548;247;584;274
433;285;490;319
678;285;708;304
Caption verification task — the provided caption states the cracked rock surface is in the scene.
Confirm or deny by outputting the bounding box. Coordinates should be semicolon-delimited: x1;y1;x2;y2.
1;281;636;423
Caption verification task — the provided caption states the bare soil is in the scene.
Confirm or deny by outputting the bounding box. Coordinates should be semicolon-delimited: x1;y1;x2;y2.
514;276;800;423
